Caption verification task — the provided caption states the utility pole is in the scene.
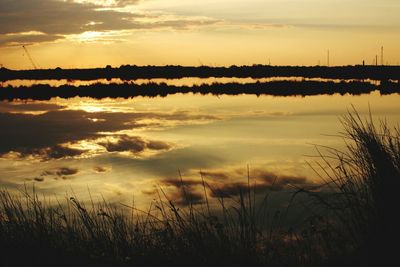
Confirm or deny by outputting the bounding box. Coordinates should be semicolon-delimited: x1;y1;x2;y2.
375;55;378;66
381;46;384;66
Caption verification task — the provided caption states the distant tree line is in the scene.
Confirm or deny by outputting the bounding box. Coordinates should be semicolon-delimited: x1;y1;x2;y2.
0;80;398;100
1;65;400;81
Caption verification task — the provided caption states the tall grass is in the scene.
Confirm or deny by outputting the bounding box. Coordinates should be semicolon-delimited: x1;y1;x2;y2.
1;110;399;266
301;110;400;265
0;182;308;266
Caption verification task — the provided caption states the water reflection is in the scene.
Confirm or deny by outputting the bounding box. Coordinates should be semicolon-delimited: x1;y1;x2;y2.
2;77;382;88
0;92;399;207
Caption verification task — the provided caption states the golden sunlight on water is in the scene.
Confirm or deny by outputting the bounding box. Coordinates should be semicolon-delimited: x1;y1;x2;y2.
0;91;399;207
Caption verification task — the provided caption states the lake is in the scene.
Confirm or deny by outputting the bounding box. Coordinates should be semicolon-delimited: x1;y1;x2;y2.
1;81;399;208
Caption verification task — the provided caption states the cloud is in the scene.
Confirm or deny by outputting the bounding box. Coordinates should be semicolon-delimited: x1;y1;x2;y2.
147;140;172;150
160;177;206;206
0;108;211;160
209;170;312;198
169;189;205;206
79;0;140;7
23;145;87;161
41;167;78;177
99;135;172;154
0;0;141;36
0;0;219;46
33;166;79;182
253;169;309;190
200;170;229;180
0;102;65;113
54;167;79;176
0;33;64;47
161;168;314;200
100;136;147;153
0;110;119;159
34;177;45;182
160;111;218;121
209;182;250;198
161;178;203;188
113;0;140;7
93;166;111;173
0;110;106;151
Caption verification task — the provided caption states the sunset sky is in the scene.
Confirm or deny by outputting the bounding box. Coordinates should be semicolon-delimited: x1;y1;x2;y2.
1;0;400;69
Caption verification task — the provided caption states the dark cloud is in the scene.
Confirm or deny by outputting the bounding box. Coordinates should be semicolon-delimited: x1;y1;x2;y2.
200;170;229;180
209;170;312;198
100;135;147;153
41;167;78;177
0;0;219;46
0;108;210;160
34;177;45;182
160;177;205;206
0;110;126;157
0;0;141;36
170;189;205;206
159;168;313;199
0;109;215;160
93;166;109;173
34;167;78;182
24;145;87;161
147;140;172;150
209;182;250;198
254;169;309;190
0;102;65;113
123;147;225;177
0;34;64;47
99;135;172;154
161;178;203;188
0;110;147;159
55;167;78;176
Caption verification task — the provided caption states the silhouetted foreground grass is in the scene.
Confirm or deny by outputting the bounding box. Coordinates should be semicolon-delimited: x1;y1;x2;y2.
301;111;400;266
0;112;399;266
1;80;399;100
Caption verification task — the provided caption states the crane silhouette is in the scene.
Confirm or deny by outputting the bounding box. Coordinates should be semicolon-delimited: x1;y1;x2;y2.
22;45;38;69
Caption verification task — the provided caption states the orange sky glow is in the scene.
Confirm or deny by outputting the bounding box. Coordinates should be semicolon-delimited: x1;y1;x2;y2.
0;0;399;69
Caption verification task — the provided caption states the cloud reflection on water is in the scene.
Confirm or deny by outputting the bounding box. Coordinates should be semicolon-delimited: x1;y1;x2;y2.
0;92;399;207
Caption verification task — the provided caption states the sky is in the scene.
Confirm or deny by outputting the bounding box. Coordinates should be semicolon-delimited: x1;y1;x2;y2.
0;0;400;68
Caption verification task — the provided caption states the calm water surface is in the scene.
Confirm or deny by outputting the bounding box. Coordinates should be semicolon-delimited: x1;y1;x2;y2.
0;90;399;207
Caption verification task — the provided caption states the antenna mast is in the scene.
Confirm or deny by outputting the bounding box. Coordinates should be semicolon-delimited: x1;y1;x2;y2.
22;45;38;70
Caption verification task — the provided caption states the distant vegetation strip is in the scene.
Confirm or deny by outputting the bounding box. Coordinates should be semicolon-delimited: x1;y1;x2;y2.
0;80;399;100
1;65;400;81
